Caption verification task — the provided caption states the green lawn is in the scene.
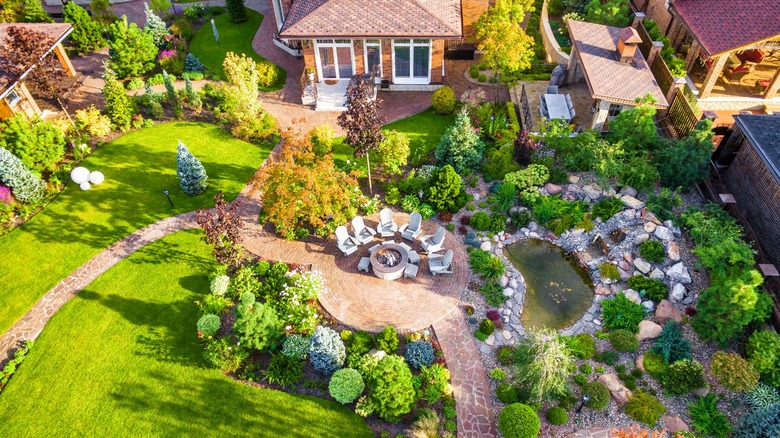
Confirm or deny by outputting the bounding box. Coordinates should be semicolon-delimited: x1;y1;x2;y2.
0;122;271;334
332;107;457;169
189;9;287;91
0;230;372;437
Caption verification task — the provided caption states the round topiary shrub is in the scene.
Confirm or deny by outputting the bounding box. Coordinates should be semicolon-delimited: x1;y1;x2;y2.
469;65;479;78
309;326;346;375
642;351;669;379
499;403;541;438
583;381;610;410
405;341;435;369
497;383;520;404
210;275;230;296
661;358;705;395
375;325;399;353
639;240;665;264
546;406;568;426
470;211;492;231
479;318;495;336
197;313;221;337
432;86;456;115
609;329;639;352
328;368;365;404
478;74;487;83
625;390;666;426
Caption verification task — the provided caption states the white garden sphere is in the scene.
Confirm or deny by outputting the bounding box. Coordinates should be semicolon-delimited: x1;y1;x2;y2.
89;171;105;185
80;182;91;191
70;167;90;184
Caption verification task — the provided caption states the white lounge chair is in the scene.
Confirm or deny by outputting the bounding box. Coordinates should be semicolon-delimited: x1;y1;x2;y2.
399;212;422;241
420;226;446;253
336;225;359;257
351;216;376;245
377;208;398;237
404;263;418;280
565;94;573;110
429;249;454;276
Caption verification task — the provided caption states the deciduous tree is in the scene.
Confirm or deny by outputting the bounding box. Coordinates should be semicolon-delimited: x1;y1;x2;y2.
195;191;244;267
474;0;535;83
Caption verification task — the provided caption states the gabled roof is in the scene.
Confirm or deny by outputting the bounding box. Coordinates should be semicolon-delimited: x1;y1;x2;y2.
671;0;780;56
567;20;668;108
734;114;780;185
0;23;73;96
278;0;462;39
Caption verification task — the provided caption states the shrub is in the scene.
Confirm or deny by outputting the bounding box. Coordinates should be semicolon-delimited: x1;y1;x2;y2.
562;333;595;359
184;52;205;73
511;210;533;228
226;0;248;23
427;165;467;213
581;363;593;374
627;275;667;302
470;211;492;231
601;293;645;332
609;329;639;352
197;294;231;316
681;204;756;271
497;383;520;403
479;318;495;336
307;124;335;156
642;351;669;379
0;146;45;203
748;330;780;387
573;374;587;385
377;130;410;175
662;359;705;395
490;367;507;381
309;326;346;375
256;60;281;88
600;263;620;281
348;330;374;356
432;86;456;115
369;355;416;421
181;71;204;81
63;2;105;54
654;120;714;191
745;383;780;409
548;0;564;15
497;345;516;365
74;105;112;137
591;197;624;220
375;325;399;354
125;77;145;90
0;113;65;173
197;314;221;337
491;182;518;212
419;363;451;403
263;353;304;387
499;403;540;438
107;17;157;78
411;408;440;437
594;350;619;366
734;403;780;438
405;341;434;370
281;334;310;360
515;327;576;401
469;249;506;281
233;293;283;352
102;68;137;130
435;109;484;173
651;322;691;363
639;240;665;264
484;144;521;181
203;337;248;372
401;194;421;213
329;368;365;404
547;406;568;425
646;188;682;223
583;381;610;410
625;391;666;426
688;393;732;438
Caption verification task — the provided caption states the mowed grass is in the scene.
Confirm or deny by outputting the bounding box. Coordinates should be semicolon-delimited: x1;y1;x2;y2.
189;9;287;91
332;107;457;168
0;122;271;334
0;230;372;437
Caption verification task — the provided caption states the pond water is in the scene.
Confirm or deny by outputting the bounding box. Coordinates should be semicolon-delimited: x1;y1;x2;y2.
503;239;594;330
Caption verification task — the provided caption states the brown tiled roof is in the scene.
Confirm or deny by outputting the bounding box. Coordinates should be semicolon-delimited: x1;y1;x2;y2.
0;23;73;95
279;0;462;39
567;20;668;108
671;0;780;56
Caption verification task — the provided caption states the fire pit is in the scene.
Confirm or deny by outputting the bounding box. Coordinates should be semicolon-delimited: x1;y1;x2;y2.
370;243;409;280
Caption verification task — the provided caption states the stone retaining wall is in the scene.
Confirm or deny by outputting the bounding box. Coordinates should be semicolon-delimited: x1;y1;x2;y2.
540;0;570;65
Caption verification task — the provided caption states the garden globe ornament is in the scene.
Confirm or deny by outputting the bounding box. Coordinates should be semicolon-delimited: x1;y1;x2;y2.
70;166;90;185
80;182;91;191
89;171;105;185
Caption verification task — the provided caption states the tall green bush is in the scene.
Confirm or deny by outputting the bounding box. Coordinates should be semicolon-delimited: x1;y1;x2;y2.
0;114;65;173
102;68;137;130
233;292;283;352
226;0;248;23
0;146;45;203
63;2;105;54
434;109;484;173
107;16;158;78
426;165;467;212
654;120;714;190
368;355;416;421
375;325;399;354
608;94;659;150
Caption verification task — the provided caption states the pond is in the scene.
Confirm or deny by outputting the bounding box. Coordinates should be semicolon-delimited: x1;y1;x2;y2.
503;239;594;330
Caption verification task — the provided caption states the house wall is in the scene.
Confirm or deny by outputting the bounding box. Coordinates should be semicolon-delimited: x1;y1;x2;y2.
353;40;365;76
723;140;780;267
302;42;317;81
431;39;444;83
462;0;489;42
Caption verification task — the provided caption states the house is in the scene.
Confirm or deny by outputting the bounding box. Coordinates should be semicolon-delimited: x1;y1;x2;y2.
0;22;76;120
270;0;488;109
565;19;669;131
630;0;780;112
719;114;780;269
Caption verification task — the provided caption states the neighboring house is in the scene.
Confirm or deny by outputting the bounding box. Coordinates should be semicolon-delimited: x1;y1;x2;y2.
719;114;780;268
631;0;780;112
565;19;669;131
270;0;488;109
0;22;76;120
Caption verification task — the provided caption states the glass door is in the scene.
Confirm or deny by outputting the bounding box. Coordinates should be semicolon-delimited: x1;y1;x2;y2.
318;46;336;79
365;41;381;79
336;46;353;78
315;40;354;81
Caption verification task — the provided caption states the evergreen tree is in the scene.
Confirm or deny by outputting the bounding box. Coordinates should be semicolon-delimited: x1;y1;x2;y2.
21;0;52;23
435;108;485;173
144;2;169;47
63;2;106;54
89;0;116;26
162;69;176;103
185;77;202;110
176;140;208;195
0;146;46;203
108;16;158;78
101;67;136;130
184;53;205;72
226;0;248;23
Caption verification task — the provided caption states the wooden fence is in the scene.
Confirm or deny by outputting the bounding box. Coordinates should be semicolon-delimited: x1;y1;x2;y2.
650;52;675;96
665;91;699;138
636;22;653;59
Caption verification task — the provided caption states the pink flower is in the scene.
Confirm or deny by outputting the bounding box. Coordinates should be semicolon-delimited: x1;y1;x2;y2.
158;49;177;60
0;185;13;204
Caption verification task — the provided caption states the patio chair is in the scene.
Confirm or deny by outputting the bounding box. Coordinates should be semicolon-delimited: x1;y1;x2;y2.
725;65;753;84
377;208;398;237
420;226;446;254
404;263;418;280
539;94;547;110
428;249;454;276
565;94;573;111
569;107;576;120
336;225;359;257
546;85;558;94
540;105;549;119
399;212;422;241
351;216;376;245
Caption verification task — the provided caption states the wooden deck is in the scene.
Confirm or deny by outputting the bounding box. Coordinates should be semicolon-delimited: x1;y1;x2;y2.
691;51;780;99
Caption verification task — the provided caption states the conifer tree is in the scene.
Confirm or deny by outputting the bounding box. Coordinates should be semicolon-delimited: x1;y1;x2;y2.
185;77;202;110
144;2;169;47
176;140;208;195
108;16;157;78
162;69;176;103
63;2;105;54
226;0;248;23
184;53;205;72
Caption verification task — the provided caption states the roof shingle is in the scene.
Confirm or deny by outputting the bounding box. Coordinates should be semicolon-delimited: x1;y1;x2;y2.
0;23;73;94
735;114;780;185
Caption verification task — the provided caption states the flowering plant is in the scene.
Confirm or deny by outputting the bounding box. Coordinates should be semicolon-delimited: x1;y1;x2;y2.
158;49;177;60
276;271;325;334
0;186;13;204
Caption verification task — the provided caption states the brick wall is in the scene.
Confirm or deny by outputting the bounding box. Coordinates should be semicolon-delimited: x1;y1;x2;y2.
353;40;365;75
431;39;444;83
724;141;780;267
381;39;393;82
461;0;489;42
640;0;673;33
303;42;317;80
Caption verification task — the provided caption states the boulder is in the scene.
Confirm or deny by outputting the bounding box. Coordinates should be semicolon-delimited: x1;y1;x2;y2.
641;208;662;225
635;354;646;372
638;320;663;341
643;222;657;233
654;226;675;241
634;233;650;245
693;387;710;397
502;288;514;297
623;252;634;263
369;349;387;361
620;186;638;198
598;373;633;405
583;184;602;200
641;300;655;312
662;416;690;434
623;289;641;304
649;268;665;281
544;183;563;195
500;276;509;287
623;209;636;219
667;241;681;261
633;258;652;274
480;241;492;251
618;260;632;272
485;334;495;346
671;283;686;302
655;299;683;323
621;195;645;210
667;262;692;284
508;279;518;289
595;284;611;295
568;175;580;184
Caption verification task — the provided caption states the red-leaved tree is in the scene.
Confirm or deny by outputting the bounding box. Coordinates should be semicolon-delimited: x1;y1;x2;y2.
195;191;244;268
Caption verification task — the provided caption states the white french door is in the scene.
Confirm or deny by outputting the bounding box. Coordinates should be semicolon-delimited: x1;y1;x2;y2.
392;39;431;84
314;39;354;80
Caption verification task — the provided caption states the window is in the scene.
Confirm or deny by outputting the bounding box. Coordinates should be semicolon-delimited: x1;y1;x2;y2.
607;104;622;118
365;41;382;78
392;39;431;84
314;40;353;80
6;89;20;107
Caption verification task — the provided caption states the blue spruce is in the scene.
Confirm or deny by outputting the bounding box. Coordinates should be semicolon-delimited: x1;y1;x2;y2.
184;53;205;73
176;140;208;195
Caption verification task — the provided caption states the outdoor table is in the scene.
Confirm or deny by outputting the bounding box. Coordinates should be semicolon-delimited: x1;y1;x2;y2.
544;94;571;121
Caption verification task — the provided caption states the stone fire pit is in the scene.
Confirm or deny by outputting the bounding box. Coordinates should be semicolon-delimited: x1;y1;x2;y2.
370;243;409;280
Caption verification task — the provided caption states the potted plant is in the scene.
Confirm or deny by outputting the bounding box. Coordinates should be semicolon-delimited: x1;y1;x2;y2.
305;67;315;81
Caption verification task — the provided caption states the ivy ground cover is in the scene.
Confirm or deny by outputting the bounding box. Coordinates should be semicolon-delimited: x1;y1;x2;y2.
0;122;271;334
189;9;287;91
0;230;372;437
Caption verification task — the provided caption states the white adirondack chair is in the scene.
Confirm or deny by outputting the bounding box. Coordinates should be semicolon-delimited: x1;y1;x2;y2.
429;249;454;275
420;226;446;253
378;208;398;237
336;225;359;257
399;212;422;241
351;216;376;245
